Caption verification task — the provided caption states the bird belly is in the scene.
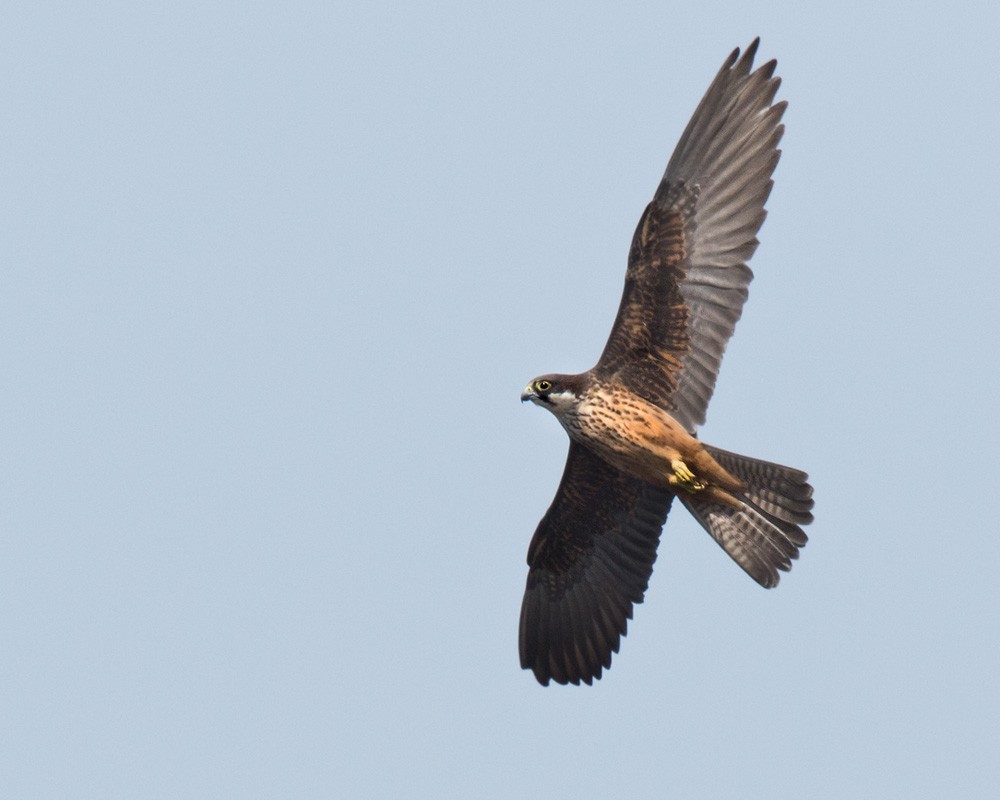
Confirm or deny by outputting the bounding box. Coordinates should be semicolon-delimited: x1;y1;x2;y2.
567;395;698;486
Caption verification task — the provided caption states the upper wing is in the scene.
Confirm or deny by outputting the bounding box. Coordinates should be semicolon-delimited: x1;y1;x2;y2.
595;39;786;432
519;443;673;686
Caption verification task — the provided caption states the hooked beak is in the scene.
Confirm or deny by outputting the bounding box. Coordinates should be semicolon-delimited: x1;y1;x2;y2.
520;385;535;403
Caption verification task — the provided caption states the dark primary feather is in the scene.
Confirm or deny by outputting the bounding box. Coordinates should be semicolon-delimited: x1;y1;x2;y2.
596;38;785;432
519;443;672;686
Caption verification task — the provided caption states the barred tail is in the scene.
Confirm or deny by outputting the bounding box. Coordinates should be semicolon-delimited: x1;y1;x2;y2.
679;445;814;588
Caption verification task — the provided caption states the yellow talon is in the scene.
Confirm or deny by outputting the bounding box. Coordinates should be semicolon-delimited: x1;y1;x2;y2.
669;459;707;493
672;459;695;483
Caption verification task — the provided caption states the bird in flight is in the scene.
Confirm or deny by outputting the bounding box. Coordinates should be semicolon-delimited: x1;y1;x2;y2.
519;39;814;686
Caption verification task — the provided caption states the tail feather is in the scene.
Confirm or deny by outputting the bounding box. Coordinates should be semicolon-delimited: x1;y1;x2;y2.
681;445;814;588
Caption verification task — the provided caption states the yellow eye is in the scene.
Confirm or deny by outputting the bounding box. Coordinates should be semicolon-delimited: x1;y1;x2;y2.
535;380;552;393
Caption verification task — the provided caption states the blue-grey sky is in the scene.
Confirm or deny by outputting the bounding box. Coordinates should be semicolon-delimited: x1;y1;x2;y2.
3;2;999;798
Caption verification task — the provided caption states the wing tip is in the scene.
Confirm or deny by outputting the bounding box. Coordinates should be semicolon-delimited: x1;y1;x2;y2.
731;38;784;85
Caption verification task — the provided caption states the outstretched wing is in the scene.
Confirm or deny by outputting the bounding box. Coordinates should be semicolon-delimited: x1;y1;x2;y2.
519;443;673;686
595;39;786;432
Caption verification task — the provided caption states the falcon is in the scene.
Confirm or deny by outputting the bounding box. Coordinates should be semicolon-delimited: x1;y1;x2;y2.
519;39;814;686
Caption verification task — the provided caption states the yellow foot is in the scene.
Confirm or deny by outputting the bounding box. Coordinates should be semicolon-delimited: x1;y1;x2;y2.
669;459;707;493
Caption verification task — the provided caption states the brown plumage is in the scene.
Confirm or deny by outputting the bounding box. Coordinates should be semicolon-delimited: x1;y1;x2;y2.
519;39;814;686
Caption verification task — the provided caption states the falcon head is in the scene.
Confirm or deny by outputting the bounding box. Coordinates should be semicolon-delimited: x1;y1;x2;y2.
520;374;584;415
